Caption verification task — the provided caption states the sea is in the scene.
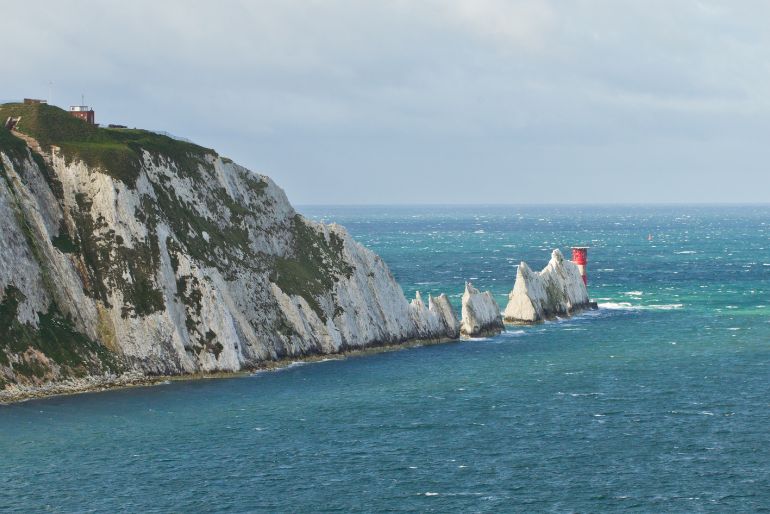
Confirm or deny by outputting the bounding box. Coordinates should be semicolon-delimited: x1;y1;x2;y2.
1;205;768;512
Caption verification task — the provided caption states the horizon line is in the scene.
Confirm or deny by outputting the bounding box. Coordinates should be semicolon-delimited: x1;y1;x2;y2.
296;201;770;207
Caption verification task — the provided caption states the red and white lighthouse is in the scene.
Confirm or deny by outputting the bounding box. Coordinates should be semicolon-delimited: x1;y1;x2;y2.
571;246;588;285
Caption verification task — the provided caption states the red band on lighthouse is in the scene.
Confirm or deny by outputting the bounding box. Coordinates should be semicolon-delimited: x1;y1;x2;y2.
571;247;587;265
571;247;588;285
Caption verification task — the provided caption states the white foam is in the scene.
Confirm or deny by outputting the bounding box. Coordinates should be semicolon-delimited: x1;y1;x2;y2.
623;291;643;296
647;304;683;310
598;302;683;311
675;250;697;254
598;302;635;310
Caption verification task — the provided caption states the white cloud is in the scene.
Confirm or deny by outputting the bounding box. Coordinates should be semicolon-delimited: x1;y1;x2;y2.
437;0;556;50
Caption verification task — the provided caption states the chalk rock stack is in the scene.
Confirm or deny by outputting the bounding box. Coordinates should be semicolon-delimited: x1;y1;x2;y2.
409;291;461;340
503;249;591;323
460;282;504;337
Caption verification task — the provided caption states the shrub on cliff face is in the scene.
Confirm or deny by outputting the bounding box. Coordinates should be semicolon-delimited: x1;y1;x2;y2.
71;193;165;318
0;285;121;383
271;215;353;321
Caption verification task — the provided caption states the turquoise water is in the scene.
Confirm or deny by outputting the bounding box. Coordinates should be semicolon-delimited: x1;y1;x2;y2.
1;205;769;512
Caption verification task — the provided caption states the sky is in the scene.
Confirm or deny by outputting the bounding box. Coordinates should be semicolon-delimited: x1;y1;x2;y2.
4;0;770;204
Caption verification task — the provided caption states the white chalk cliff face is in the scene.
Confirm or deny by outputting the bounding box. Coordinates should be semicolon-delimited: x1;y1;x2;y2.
460;282;504;337
0;114;458;390
503;249;591;323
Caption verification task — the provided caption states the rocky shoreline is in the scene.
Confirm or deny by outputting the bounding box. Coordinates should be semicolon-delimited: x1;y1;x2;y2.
0;334;463;404
1;245;597;404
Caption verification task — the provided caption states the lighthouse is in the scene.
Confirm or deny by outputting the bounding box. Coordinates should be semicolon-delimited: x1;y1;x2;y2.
571;247;589;285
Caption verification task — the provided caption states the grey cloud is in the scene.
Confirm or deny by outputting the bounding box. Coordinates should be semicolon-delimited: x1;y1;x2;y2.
3;0;769;203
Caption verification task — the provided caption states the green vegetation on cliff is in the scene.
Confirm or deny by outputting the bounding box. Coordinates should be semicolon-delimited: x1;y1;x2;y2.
271;216;353;321
0;126;28;163
0;100;361;387
0;103;214;187
0;285;121;380
73;193;165;318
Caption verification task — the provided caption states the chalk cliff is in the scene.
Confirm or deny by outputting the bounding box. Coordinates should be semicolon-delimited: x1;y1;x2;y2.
460;282;504;337
503;249;592;323
0;103;457;394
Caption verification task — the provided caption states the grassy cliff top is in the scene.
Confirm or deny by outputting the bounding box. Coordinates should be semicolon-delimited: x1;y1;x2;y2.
0;124;28;159
0;103;215;187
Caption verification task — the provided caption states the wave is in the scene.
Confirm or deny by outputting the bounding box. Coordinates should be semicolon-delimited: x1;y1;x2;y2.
597;302;635;310
675;250;697;254
598;302;683;311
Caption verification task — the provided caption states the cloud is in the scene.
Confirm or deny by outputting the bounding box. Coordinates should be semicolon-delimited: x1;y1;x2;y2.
3;0;770;203
437;0;556;50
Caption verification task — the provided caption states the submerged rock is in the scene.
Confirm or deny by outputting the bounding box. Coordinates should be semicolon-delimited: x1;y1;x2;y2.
503;249;592;323
460;282;504;337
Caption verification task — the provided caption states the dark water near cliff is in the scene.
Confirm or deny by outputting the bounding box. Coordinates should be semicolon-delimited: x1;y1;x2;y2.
2;205;769;512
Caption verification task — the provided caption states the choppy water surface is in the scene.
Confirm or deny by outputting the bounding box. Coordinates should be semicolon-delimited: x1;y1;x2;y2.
2;205;769;512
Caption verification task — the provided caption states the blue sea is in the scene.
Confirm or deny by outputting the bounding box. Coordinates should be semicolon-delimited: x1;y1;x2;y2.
1;205;769;512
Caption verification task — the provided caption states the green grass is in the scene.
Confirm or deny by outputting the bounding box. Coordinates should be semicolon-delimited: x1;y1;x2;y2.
58;141;142;186
0;126;28;162
0;103;215;187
